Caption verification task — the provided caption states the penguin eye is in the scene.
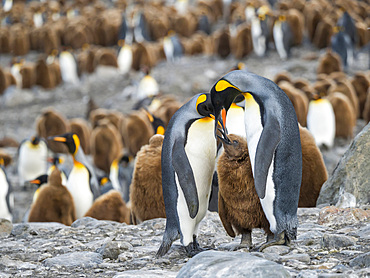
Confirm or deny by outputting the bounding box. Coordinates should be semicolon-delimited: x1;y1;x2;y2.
233;140;238;144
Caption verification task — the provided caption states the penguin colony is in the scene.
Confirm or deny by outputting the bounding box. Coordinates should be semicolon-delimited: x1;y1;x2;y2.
1;0;368;94
0;0;369;259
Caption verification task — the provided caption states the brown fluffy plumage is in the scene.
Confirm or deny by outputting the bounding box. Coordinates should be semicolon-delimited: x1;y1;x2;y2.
327;93;356;139
363;88;370;123
94;48;118;68
119;110;154;157
298;126;328;207
69;118;91;155
84;190;131;224
279;81;309;127
36;108;70;153
130;134;166;224
217;134;271;245
328;80;360;119
90;119;122;173
273;71;291;85
312;19;333;49
230;23;253;59
0;149;12;167
19;63;36;89
317;50;342;75
351;73;370;117
213;27;231;58
28;168;76;225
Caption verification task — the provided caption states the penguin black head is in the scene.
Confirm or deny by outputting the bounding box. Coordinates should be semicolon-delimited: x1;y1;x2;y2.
195;93;215;118
210;76;243;138
48;155;64;166
49;133;80;155
144;109;165;135
31;136;41;145
29;174;48;188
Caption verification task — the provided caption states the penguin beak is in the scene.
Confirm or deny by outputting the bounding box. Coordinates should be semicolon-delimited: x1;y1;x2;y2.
29;179;41;185
49;136;67;143
217;125;231;145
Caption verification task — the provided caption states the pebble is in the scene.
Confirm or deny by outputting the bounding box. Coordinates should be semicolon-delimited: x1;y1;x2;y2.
321;234;357;249
0;219;13;238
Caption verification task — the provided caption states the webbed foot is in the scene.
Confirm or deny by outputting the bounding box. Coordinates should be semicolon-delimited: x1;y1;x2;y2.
258;231;288;252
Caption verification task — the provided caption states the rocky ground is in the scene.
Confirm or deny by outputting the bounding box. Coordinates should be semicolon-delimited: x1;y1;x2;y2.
0;44;369;277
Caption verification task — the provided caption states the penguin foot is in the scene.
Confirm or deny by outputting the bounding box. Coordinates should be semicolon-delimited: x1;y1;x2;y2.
184;243;205;257
258;231;287;252
239;232;252;250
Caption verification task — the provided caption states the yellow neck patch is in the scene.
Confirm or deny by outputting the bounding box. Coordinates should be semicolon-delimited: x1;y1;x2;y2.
73;159;85;169
72;134;80;155
198;117;214;123
157;126;165;135
215;80;240;92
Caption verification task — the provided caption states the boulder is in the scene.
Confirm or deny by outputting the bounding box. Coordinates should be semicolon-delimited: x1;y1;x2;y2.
317;123;370;206
176;250;291;278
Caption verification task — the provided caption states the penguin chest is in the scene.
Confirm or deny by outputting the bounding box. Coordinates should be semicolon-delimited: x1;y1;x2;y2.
307;99;335;148
67;164;93;218
273;22;287;59
18;143;48;182
109;163;121;192
0;169;12;221
184;118;217;215
60;53;78;83
117;46;133;74
226;106;246;137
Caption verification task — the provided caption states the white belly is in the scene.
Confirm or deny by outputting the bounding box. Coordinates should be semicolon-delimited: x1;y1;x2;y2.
0;169;12;221
176;118;216;246
273;23;287;60
18;143;48;186
60;53;79;84
244;100;277;233
307;99;335;148
66;166;93;219
117;46;133;75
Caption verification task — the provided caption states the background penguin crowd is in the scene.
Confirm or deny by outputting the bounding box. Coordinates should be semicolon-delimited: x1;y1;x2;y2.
0;0;369;261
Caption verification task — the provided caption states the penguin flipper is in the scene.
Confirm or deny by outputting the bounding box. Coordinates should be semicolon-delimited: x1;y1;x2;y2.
254;117;281;199
172;139;199;219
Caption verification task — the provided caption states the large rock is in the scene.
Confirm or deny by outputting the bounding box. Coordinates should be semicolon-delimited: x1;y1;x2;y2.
176;250;291;278
43;251;103;268
317;123;370;206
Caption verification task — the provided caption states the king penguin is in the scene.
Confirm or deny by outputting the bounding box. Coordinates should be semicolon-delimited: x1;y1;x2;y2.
157;93;219;257
17;136;48;187
50;133;100;219
109;153;134;203
210;70;302;250
307;94;336;149
0;158;13;222
59;49;79;84
273;15;293;60
251;7;270;57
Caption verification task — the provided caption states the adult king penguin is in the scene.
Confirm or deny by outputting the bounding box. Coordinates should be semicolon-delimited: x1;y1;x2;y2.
157;93;219;257
210;70;302;250
0;158;13;222
50;133;100;219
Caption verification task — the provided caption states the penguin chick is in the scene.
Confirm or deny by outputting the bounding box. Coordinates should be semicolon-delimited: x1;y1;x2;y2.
28;168;76;226
90;119;123;174
36;108;70;153
130;134;166;225
84;190;130;224
298;125;328;207
0;158;14;222
69;118;91;155
17;136;48;187
217;134;272;250
327;92;356;139
317;50;342;75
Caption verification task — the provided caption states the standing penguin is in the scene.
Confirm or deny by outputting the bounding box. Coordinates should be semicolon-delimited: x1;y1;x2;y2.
59;49;79;84
157;93;218;257
210;70;302;250
17;136;48;187
50;133;100;219
251;8;270;57
307;94;336;149
273;15;293;60
0;158;13;222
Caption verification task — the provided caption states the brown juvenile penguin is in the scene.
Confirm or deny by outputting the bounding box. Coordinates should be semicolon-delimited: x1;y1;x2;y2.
328;80;360;119
327;92;356;139
312;19;334;49
119;110;154;157
36;108;70;153
90;119;123;174
298;125;328;207
351;73;370;117
35;58;56;89
213;27;231;58
217;134;272;249
230;23;253;59
94;47;118;68
69;118;91;155
84;189;131;224
28;168;76;225
130;134;166;225
273;71;292;85
317;50;342;75
279;81;309;127
19;63;36;89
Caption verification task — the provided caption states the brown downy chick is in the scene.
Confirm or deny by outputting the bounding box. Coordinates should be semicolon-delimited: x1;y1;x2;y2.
28;168;76;225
